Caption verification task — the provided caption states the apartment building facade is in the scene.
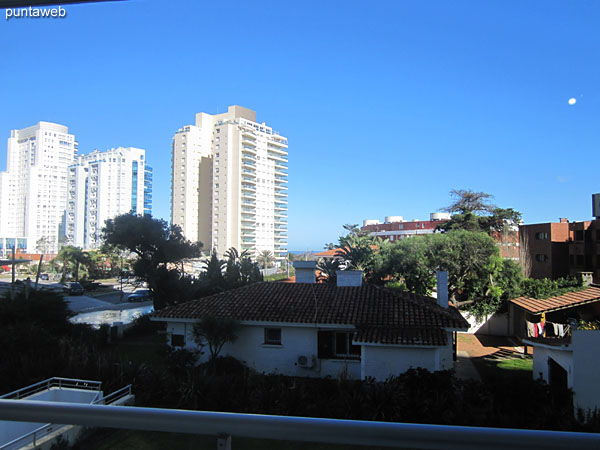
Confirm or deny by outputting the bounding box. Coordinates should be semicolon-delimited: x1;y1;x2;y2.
362;212;519;260
171;105;288;261
361;213;451;241
0;122;77;255
520;194;600;283
66;147;152;249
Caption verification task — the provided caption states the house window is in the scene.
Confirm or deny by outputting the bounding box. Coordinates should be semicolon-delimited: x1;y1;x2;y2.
535;232;549;240
596;230;600;241
318;331;360;359
171;334;185;347
576;255;585;266
264;328;281;345
575;230;584;241
535;254;548;262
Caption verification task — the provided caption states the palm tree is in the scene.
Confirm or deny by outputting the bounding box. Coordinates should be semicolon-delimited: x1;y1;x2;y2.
323;242;336;250
256;250;275;271
335;234;374;272
56;245;90;282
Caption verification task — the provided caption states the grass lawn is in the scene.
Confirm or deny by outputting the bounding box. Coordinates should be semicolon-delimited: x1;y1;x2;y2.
471;354;533;381
74;429;399;450
497;357;533;371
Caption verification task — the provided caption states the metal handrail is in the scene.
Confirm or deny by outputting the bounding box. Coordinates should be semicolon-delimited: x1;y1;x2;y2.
0;422;55;450
0;384;132;449
0;377;102;400
92;385;132;405
0;399;599;450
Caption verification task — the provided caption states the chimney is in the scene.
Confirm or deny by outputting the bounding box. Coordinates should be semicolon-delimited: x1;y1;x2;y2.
436;271;449;308
559;218;569;223
293;261;317;284
336;270;363;287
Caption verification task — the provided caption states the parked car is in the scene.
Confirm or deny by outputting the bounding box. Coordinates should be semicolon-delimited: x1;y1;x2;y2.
40;273;49;280
127;289;152;302
63;282;84;296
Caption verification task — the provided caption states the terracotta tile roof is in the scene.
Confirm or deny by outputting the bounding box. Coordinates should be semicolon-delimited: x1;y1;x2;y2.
354;327;448;346
153;282;468;346
314;246;379;258
313;249;340;257
510;287;600;314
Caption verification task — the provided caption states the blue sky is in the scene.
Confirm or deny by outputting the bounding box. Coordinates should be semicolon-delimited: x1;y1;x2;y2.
1;0;599;251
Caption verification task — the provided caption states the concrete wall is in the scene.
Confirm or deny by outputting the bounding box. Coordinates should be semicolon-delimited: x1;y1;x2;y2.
463;311;510;336
361;345;439;380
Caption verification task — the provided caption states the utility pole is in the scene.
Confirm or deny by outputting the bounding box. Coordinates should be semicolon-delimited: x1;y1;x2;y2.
119;254;124;302
10;247;15;300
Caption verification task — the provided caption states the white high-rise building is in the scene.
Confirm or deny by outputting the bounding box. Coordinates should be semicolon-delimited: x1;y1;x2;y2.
66;147;153;249
0;122;77;255
171;105;288;261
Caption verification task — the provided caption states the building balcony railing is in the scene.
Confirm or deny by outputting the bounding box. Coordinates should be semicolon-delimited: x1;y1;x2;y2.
3;399;597;450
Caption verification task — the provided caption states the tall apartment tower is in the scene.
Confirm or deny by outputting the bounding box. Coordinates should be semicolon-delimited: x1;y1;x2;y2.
171;105;288;261
0;122;77;254
66;147;153;249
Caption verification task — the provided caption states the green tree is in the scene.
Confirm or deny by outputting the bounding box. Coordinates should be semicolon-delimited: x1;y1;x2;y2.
323;242;336;250
192;316;240;361
202;251;225;292
430;230;500;303
443;189;496;215
383;236;437;295
102;213;202;309
438;190;522;235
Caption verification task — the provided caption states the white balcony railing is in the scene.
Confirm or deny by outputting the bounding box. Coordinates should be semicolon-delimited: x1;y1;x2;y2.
0;399;599;450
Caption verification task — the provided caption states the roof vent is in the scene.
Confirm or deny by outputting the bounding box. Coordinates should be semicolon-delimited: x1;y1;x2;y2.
336;270;363;287
293;261;317;284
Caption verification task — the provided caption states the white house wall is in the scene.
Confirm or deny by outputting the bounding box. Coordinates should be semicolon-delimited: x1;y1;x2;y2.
531;331;600;413
531;346;574;388
166;321;449;381
167;322;361;379
361;345;440;380
572;330;600;413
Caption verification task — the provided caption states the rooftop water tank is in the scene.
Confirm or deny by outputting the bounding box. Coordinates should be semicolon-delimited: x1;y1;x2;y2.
363;219;380;227
430;212;451;221
384;216;403;224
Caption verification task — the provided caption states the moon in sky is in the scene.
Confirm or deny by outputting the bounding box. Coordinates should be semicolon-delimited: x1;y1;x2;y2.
568;98;577;105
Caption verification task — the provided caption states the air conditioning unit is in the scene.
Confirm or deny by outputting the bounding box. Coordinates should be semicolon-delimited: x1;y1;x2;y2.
297;355;315;368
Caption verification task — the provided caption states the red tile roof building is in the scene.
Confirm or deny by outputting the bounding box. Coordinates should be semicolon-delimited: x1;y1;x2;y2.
152;274;469;380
